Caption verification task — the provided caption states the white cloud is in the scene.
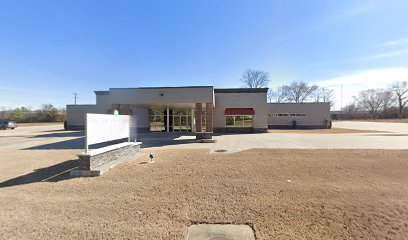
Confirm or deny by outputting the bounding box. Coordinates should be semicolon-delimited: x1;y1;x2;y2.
309;49;408;68
383;37;408;47
341;3;376;17
356;49;408;61
315;67;408;110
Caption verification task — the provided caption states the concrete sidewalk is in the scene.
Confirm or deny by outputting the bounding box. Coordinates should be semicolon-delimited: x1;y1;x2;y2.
334;121;408;134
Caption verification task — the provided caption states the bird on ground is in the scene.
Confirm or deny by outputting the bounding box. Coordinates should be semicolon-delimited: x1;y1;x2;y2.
149;153;155;163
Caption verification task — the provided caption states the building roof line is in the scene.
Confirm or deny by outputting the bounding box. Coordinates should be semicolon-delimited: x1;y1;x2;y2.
94;91;109;95
214;88;269;93
109;86;214;90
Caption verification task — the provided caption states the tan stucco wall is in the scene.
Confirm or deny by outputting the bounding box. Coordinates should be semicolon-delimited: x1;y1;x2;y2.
131;106;149;129
267;103;330;126
214;93;268;129
109;87;214;105
96;94;111;111
66;105;106;126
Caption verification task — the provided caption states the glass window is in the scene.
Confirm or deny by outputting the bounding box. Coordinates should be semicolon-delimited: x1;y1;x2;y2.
225;115;253;127
173;108;188;115
243;115;253;127
149;108;165;132
226;116;234;126
235;116;244;127
201;114;206;132
171;108;194;132
272;113;307;117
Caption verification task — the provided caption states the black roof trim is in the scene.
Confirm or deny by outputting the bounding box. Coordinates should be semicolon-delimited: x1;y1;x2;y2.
94;91;109;95
110;86;213;90
214;88;269;93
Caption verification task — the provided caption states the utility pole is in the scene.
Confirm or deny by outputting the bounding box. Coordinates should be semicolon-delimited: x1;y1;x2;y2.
340;85;343;111
73;93;78;105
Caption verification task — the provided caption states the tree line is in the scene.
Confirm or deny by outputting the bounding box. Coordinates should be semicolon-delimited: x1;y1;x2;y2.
0;104;66;122
240;69;334;104
344;81;408;119
240;68;408;119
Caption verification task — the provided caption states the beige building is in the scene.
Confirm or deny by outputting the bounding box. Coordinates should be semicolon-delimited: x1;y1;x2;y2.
66;86;330;138
267;102;331;129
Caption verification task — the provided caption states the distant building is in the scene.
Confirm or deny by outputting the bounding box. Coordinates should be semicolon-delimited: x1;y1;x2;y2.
330;110;371;120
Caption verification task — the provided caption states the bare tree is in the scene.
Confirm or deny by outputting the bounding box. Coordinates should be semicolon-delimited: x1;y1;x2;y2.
240;69;270;88
276;86;289;103
379;89;394;112
314;87;334;103
268;87;288;103
391;81;408;119
343;103;359;112
354;89;390;116
280;81;318;103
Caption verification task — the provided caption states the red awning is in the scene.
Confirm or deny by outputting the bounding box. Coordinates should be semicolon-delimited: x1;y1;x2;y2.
224;108;255;115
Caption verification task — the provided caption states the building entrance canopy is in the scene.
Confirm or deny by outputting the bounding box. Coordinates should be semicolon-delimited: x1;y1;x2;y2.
225;108;255;115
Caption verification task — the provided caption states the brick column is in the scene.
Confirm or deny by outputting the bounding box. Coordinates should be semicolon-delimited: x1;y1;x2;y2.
121;104;132;115
195;103;202;132
206;103;213;132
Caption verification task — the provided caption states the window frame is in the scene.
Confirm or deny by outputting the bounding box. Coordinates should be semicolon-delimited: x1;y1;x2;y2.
225;115;253;128
269;113;307;117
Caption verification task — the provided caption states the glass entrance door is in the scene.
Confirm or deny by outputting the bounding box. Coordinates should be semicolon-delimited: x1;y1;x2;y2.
171;108;192;132
180;116;188;131
173;116;181;131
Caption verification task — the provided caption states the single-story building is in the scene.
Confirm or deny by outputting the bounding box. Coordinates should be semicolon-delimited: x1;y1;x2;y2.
66;86;331;138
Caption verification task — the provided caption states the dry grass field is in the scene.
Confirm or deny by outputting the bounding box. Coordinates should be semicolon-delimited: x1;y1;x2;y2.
1;149;407;239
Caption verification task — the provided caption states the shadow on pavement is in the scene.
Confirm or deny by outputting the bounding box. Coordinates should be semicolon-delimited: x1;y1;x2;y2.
23;137;85;150
40;129;67;133
22;137;134;150
31;131;84;138
138;132;198;148
22;131;214;150
0;160;77;188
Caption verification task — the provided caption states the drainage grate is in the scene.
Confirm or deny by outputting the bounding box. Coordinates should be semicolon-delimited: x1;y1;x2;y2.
186;224;255;240
214;149;227;153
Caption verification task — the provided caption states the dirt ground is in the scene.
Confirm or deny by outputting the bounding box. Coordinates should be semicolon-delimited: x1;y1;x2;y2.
1;149;407;239
268;128;388;134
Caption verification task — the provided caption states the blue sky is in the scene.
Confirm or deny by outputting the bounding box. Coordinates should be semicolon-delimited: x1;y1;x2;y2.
1;0;408;110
